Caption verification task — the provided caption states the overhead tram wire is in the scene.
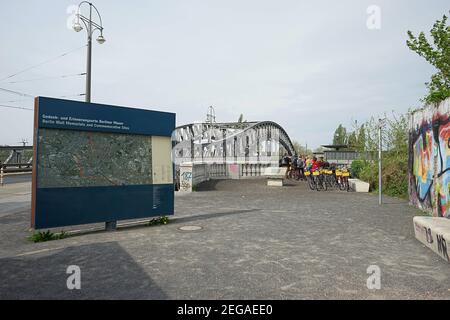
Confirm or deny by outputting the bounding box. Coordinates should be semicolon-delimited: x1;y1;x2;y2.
0;104;33;111
0;87;34;97
0;93;85;110
0;93;85;103
0;46;87;111
5;72;86;84
0;45;87;83
0;98;31;104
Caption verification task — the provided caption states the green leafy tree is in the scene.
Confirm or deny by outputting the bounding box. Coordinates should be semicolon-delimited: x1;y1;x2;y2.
357;124;366;151
332;124;347;145
347;131;357;149
407;15;450;104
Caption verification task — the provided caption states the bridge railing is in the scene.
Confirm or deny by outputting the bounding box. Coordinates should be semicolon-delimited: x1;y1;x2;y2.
176;162;275;191
0;163;33;186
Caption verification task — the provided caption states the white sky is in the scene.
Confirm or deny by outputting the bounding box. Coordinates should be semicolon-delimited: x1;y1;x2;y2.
0;0;448;148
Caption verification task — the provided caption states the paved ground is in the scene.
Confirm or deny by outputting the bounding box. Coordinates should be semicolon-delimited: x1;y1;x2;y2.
0;178;449;299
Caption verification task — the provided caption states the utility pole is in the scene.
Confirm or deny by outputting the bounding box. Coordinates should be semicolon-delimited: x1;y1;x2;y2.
86;3;92;102
378;118;385;205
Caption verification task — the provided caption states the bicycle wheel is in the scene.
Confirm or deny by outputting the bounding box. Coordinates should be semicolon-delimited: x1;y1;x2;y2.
338;177;345;191
307;176;315;190
322;175;328;191
315;175;324;191
345;177;351;192
333;177;340;189
315;176;321;191
326;175;333;189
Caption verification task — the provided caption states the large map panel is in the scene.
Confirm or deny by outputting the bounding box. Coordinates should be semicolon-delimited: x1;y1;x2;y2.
37;128;153;188
32;96;175;229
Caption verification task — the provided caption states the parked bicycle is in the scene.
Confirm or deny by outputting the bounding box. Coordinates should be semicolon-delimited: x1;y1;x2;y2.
335;168;351;192
304;165;352;192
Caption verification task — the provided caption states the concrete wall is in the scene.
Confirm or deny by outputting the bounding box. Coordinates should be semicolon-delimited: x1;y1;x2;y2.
409;98;450;218
179;164;208;192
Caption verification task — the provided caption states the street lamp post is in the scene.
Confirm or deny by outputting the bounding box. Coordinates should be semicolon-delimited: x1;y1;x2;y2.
72;3;113;230
72;1;106;103
378;118;386;205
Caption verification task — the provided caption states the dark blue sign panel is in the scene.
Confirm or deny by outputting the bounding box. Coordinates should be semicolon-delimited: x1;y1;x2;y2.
36;96;174;136
32;97;175;229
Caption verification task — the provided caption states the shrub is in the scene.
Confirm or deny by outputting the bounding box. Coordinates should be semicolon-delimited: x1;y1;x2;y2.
355;152;408;198
350;160;365;178
147;215;170;226
28;230;67;243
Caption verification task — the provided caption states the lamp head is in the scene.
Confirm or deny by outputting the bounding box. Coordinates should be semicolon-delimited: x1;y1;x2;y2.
73;22;83;32
96;34;106;44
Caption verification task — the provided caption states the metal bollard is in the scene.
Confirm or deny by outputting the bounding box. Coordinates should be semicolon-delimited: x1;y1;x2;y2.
0;166;4;186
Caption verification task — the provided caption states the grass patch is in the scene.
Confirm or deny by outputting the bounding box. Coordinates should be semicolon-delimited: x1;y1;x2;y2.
147;215;170;226
414;209;433;217
28;230;68;243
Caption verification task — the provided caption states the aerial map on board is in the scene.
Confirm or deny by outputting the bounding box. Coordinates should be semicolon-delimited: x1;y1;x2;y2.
37;128;153;188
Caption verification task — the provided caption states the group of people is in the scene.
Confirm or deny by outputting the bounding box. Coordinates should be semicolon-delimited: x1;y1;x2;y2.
279;153;330;180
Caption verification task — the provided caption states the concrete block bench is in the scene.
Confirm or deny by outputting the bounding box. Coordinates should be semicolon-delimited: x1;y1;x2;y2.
262;167;287;186
413;216;450;263
348;178;370;192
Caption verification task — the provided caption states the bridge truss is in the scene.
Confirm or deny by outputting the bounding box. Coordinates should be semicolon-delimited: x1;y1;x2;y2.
172;121;295;165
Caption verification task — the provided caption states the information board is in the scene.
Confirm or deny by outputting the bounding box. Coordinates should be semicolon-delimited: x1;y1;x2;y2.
31;97;175;229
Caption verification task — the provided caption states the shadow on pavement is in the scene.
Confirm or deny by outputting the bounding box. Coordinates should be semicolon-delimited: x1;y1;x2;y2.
173;208;261;225
195;179;224;191
0;242;167;299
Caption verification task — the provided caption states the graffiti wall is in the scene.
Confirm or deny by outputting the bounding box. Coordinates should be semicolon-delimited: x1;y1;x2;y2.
409;98;450;218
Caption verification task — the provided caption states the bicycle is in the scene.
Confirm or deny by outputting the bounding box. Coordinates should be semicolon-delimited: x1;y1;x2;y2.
313;170;327;191
322;169;336;189
335;168;351;191
304;171;315;190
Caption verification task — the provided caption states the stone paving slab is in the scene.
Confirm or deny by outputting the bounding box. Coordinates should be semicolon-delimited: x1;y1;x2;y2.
414;216;450;263
0;178;449;299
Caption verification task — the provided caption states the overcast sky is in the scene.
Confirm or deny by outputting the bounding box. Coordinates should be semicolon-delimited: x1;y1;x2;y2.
0;0;448;148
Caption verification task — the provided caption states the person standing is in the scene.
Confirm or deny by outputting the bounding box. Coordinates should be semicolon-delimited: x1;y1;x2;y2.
298;155;306;180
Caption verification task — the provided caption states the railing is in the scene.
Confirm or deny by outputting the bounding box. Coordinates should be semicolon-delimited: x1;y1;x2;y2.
208;163;228;178
1;163;32;172
240;163;269;178
0;163;32;186
176;162;273;191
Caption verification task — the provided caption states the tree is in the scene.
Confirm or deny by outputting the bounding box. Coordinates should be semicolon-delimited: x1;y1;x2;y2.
347;131;357;149
314;146;324;153
357;124;366;151
333;124;347;145
292;140;310;156
238;114;244;123
407;15;450;104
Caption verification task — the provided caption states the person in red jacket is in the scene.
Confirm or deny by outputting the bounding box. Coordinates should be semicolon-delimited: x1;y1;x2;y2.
311;156;324;171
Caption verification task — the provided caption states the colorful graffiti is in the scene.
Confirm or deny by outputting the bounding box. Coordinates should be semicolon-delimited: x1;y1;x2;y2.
409;99;450;218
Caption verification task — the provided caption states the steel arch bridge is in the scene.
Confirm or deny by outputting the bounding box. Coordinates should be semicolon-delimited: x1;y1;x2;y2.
172;121;295;165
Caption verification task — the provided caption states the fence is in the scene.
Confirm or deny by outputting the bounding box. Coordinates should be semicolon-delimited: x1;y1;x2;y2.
0;163;32;186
